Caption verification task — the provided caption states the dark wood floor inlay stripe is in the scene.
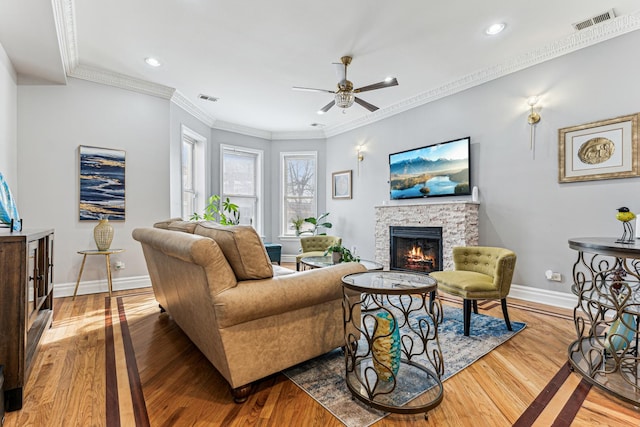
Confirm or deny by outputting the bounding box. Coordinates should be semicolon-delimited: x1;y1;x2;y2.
512;361;573;427
551;379;592;427
105;296;120;427
117;297;151;427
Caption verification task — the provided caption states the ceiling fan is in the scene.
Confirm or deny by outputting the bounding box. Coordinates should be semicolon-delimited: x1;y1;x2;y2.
293;56;399;114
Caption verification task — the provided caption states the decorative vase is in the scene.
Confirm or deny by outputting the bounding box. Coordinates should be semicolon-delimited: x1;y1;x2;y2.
332;251;341;264
372;312;401;382
94;219;114;251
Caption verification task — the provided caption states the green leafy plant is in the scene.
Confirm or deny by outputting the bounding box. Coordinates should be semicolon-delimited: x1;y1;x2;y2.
324;244;360;263
302;212;332;235
190;194;240;225
291;216;305;236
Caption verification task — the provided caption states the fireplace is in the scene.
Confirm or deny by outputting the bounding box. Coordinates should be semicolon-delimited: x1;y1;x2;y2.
390;226;443;274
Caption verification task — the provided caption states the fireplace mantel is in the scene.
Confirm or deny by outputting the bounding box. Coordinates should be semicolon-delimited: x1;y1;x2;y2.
375;202;479;270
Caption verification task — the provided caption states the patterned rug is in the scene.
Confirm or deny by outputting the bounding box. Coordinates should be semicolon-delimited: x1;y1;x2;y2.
283;304;526;427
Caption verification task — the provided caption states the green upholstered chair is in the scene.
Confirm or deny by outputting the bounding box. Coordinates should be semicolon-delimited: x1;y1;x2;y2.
430;246;517;336
296;235;342;271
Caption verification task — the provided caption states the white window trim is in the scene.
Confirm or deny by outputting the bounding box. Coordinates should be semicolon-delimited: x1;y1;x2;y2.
280;151;318;239
181;125;207;219
220;144;264;234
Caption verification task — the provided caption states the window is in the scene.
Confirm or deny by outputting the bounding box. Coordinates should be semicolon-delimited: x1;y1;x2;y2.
181;136;196;218
221;145;263;233
181;127;206;219
281;152;317;236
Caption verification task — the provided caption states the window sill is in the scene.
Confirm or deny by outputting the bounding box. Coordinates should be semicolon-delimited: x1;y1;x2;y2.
278;235;301;241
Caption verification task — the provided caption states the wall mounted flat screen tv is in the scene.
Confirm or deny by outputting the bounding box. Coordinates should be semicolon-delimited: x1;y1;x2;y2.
389;136;471;199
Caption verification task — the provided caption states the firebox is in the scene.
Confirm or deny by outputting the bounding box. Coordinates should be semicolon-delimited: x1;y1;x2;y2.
389;226;443;273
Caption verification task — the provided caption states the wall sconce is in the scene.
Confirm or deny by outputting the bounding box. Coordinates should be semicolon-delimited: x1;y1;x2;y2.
357;146;364;175
527;95;541;158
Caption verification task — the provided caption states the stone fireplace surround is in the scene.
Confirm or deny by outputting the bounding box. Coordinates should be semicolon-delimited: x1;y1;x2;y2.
375;202;479;271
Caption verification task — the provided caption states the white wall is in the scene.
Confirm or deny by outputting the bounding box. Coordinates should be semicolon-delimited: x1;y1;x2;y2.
0;41;17;191
326;30;640;296
18;78;171;290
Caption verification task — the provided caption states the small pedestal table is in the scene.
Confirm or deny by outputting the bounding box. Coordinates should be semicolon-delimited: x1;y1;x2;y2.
341;270;444;419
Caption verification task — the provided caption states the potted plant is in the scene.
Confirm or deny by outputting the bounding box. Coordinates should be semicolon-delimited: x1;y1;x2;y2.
291;216;305;236
324;244;360;264
302;212;332;235
190;194;240;225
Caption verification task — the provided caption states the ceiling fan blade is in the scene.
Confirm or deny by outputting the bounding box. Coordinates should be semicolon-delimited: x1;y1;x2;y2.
333;62;346;84
318;100;335;113
354;97;379;112
354;78;399;93
292;86;335;94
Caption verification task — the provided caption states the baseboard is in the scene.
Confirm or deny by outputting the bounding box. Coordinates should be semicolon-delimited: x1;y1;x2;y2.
509;283;576;310
54;275;152;298
282;254;297;263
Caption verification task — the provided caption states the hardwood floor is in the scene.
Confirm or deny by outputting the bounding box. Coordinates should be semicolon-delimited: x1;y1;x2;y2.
4;265;640;426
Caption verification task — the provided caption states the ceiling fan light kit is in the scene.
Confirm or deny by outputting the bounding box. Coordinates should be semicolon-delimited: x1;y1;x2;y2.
294;55;399;114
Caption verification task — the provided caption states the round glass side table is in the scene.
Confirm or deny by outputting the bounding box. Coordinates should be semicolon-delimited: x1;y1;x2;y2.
341;271;444;419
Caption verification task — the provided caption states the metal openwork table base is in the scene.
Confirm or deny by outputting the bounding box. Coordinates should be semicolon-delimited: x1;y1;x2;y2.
568;238;640;405
342;271;444;418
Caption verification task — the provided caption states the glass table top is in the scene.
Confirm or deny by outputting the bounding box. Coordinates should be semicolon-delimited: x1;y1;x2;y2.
300;256;383;270
342;270;437;294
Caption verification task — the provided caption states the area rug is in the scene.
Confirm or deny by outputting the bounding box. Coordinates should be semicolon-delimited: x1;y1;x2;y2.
283;304;526;427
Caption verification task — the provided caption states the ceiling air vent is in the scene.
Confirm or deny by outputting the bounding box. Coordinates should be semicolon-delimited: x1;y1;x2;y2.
573;9;616;31
198;94;219;102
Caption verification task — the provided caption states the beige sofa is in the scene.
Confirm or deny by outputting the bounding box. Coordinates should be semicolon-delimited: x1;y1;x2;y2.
132;219;365;402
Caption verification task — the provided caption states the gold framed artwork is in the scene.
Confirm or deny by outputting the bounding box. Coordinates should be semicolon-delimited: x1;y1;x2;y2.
558;114;639;183
332;170;352;199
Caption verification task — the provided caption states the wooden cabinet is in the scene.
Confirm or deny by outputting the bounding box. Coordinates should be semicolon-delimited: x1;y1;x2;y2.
0;229;54;411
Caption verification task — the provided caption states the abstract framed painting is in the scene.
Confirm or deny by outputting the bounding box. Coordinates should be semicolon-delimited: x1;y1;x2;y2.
332;170;352;199
79;145;126;220
558;114;639;183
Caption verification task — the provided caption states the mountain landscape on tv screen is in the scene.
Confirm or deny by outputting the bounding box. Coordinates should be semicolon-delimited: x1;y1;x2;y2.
390;157;469;198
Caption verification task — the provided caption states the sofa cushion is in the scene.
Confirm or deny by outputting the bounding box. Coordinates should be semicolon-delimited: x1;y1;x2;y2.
273;265;295;276
153;217;184;229
167;220;199;233
194;222;273;280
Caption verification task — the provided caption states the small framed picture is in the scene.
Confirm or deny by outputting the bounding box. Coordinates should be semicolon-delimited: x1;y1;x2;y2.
558;114;639;183
332;170;352;199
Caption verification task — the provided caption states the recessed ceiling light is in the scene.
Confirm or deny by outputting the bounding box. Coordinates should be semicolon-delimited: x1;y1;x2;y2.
485;23;506;35
144;57;162;67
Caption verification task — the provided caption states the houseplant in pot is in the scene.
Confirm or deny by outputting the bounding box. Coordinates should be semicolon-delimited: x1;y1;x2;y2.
302;212;332;235
324;244;360;264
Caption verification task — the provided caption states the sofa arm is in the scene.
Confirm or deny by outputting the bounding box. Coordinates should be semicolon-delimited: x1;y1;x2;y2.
213;262;366;328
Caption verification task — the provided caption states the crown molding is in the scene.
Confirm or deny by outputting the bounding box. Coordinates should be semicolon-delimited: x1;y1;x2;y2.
55;1;640;140
69;64;175;99
170;91;216;127
212;120;273;140
54;0;78;73
324;12;640;138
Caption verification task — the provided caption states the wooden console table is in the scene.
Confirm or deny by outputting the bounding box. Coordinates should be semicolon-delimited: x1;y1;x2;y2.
568;237;640;405
0;229;54;411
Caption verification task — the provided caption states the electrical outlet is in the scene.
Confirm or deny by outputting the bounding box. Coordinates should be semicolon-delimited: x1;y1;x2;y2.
351;246;357;254
545;270;562;282
115;261;125;270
